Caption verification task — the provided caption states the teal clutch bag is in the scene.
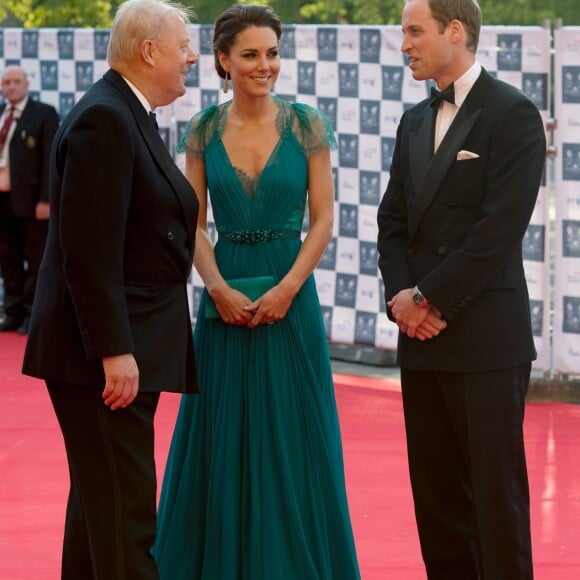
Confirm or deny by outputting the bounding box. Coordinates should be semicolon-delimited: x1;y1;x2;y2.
205;275;276;319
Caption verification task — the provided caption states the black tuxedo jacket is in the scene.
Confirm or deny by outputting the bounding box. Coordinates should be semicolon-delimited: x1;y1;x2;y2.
23;69;199;393
1;98;59;216
377;69;546;373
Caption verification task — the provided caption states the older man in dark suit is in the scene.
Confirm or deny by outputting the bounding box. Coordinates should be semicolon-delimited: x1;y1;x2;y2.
22;0;199;577
0;66;59;334
377;0;546;578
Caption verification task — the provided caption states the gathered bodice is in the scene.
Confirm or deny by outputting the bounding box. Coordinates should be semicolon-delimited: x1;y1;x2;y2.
178;96;336;237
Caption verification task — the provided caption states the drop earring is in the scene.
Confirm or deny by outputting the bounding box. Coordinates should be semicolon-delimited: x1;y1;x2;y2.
223;71;229;94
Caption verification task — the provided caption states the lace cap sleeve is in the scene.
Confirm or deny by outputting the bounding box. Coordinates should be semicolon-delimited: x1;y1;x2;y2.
176;104;219;158
291;102;337;157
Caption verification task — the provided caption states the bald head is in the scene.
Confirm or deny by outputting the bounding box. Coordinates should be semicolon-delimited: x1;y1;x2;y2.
1;66;30;106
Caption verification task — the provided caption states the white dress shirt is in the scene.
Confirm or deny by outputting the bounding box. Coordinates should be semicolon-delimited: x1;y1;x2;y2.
434;61;482;152
0;97;27;191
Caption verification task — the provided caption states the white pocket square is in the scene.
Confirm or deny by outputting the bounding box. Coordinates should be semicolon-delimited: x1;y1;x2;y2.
457;150;480;160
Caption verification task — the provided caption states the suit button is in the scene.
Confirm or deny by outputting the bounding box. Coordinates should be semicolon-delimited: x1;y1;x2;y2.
437;246;447;255
167;232;175;240
407;248;415;256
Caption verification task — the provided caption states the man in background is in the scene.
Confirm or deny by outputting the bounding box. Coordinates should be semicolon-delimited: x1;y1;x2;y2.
22;0;199;577
0;66;59;334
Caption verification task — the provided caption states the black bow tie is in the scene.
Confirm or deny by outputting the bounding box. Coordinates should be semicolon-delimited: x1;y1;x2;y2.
430;84;455;107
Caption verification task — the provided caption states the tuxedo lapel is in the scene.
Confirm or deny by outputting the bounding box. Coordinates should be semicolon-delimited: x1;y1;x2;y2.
143;126;197;243
103;70;196;242
409;106;436;197
408;94;483;241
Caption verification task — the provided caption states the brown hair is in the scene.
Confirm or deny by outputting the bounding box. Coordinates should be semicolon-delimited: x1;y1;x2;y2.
213;3;282;79
428;0;482;53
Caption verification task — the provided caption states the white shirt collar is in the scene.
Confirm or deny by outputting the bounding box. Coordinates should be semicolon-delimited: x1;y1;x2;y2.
453;61;482;109
121;75;154;114
4;96;28;116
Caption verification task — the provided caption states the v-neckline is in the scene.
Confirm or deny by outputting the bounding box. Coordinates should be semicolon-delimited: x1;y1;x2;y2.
218;130;284;197
217;99;285;197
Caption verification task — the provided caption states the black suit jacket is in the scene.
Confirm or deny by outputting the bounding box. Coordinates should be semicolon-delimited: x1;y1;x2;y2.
377;69;546;373
23;69;199;393
1;98;59;216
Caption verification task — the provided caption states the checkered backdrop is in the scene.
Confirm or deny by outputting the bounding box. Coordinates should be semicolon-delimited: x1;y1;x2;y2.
0;25;552;369
552;27;580;375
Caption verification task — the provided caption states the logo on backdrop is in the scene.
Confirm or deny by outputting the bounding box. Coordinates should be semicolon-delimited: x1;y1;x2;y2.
382;66;404;101
58;31;74;59
338;63;359;98
359;171;381;206
360;100;380;134
381;137;395;172
355;312;376;344
298;61;316;95
563;66;580;103
563;296;580;334
339;203;359;238
522;73;548;110
94;31;110;60
317;28;337;61
317;97;337;129
530;300;544;337
22;31;39;58
562;219;580;257
75;62;93;92
359;241;378;276
523;224;545;262
279;27;296;59
497;34;522;71
339;135;359;168
40;62;58;91
360;29;381;64
562;144;580;181
335;273;357;308
59;93;75;120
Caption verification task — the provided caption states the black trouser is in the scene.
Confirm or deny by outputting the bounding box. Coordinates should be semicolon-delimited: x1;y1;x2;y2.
401;363;533;580
46;380;161;580
0;194;48;321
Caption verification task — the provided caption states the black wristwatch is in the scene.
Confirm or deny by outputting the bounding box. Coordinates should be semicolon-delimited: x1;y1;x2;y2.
412;286;429;309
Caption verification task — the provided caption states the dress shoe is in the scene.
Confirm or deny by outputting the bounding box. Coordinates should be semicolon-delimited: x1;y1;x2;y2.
0;318;22;332
17;316;30;335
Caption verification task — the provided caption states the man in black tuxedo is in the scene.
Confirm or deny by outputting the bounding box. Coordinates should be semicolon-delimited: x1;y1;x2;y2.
0;66;59;334
22;0;199;577
377;1;546;578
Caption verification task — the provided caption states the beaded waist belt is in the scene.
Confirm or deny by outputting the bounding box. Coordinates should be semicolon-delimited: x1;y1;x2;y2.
218;229;301;244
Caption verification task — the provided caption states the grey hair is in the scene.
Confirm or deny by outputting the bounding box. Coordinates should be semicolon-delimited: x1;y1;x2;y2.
107;0;195;64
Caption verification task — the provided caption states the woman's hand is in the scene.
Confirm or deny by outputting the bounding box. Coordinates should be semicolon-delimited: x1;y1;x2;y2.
244;282;293;328
211;285;255;325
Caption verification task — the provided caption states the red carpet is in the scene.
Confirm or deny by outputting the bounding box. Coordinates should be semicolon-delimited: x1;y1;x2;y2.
1;333;579;579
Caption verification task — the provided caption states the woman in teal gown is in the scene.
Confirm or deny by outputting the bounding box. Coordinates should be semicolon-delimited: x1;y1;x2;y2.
152;5;360;579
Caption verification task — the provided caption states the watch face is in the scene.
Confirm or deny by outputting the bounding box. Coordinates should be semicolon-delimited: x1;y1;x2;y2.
413;288;427;306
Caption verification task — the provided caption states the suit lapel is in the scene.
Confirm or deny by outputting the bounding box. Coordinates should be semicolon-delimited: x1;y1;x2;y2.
103;70;197;241
408;73;489;240
14;100;33;135
409;106;435;197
